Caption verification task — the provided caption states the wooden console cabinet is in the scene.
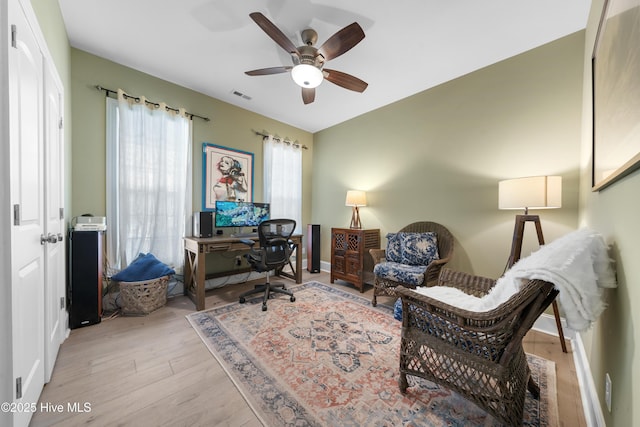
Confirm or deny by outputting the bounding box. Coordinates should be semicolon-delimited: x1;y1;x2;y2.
330;228;380;292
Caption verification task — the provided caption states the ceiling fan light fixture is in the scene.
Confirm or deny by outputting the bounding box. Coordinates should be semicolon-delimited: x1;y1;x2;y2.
291;64;323;88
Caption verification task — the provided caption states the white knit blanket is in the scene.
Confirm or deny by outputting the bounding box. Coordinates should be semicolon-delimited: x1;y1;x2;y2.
415;228;616;331
503;228;616;331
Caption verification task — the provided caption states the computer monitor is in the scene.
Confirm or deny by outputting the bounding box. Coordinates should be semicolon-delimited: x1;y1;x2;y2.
214;201;270;228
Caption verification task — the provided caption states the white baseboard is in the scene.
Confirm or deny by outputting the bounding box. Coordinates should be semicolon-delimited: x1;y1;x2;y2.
532;314;604;427
573;332;606;427
532;312;575;340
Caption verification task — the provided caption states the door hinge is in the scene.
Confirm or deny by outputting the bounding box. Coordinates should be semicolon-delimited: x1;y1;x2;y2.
11;25;17;48
60;296;65;310
16;377;22;399
59;117;63;129
60;207;64;220
13;204;20;226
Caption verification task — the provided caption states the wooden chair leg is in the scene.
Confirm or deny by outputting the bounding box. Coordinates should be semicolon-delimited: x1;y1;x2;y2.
509;215;568;353
552;299;567;353
398;372;408;393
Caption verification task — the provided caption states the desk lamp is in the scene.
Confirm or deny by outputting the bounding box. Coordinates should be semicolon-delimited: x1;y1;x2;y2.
345;190;366;229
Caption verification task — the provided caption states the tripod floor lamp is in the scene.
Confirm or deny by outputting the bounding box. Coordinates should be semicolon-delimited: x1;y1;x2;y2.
499;176;567;353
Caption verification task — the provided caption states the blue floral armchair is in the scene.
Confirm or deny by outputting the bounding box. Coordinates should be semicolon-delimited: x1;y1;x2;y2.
370;221;453;306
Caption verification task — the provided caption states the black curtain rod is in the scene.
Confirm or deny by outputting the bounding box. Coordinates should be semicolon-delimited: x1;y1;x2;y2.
96;85;210;122
253;130;308;149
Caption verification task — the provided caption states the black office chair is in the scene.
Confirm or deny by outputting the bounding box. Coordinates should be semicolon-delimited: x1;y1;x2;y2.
238;219;297;311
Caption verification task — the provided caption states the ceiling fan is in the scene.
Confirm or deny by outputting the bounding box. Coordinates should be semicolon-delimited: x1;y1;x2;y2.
245;12;368;104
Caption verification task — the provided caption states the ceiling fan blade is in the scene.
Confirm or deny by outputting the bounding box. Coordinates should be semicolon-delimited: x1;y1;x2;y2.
245;66;292;76
317;22;365;61
249;12;299;55
302;87;315;104
323;69;368;93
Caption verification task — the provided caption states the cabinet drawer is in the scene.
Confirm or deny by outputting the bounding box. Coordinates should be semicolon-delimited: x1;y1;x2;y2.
205;243;231;252
345;257;361;276
333;256;346;275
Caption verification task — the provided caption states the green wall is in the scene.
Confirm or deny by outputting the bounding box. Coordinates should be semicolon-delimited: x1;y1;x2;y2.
313;32;584;279
30;1;640;425
69;49;313;222
69;49;313;273
579;1;640;426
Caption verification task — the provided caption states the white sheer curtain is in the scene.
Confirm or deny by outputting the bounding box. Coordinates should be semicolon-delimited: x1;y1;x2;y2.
263;135;302;233
106;90;192;273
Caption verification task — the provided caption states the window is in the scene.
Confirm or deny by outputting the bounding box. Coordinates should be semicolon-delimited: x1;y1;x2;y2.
106;93;192;274
263;135;302;233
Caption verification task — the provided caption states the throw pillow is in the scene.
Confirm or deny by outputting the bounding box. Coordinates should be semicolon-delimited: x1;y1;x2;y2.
385;233;402;263
112;253;175;282
393;298;403;321
399;232;439;266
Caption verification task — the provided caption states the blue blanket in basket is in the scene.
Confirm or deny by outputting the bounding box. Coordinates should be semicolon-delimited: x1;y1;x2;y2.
112;253;175;282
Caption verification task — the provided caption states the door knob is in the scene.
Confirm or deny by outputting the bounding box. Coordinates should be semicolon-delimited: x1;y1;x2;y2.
40;234;58;245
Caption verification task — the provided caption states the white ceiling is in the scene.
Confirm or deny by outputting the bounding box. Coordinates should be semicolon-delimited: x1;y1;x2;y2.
58;0;591;133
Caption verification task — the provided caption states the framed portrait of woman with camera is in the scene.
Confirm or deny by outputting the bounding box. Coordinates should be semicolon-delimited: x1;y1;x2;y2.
203;143;254;210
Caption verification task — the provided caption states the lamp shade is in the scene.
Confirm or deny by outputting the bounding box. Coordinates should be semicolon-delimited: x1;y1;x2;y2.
291;64;323;88
498;176;562;211
345;190;367;207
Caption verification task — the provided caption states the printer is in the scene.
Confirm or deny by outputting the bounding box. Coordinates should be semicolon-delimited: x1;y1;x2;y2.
72;215;107;231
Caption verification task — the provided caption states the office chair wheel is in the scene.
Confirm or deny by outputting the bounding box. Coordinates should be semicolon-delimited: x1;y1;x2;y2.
262;303;267;311
290;296;296;302
239;297;246;304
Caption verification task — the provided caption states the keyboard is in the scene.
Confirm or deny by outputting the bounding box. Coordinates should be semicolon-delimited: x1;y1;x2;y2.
230;232;258;238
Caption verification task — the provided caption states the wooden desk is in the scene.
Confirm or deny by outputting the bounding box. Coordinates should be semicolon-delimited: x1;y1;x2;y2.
183;235;303;311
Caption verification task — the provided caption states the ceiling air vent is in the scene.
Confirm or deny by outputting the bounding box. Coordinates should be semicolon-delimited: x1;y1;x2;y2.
231;90;252;101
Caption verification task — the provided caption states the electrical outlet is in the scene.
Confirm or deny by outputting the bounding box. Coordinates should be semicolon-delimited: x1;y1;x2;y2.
605;373;612;412
235;256;242;266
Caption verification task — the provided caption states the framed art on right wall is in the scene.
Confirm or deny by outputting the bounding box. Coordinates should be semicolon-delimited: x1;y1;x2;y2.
592;0;640;191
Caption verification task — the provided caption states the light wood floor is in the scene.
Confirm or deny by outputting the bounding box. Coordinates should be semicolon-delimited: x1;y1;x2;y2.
31;271;586;427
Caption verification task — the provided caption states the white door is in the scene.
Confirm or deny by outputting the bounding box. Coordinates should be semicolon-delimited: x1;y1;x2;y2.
8;2;45;426
43;60;65;382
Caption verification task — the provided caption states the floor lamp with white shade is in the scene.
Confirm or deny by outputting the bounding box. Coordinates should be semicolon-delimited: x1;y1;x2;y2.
499;175;567;353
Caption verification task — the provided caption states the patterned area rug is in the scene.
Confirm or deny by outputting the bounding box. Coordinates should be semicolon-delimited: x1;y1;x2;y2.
186;281;558;426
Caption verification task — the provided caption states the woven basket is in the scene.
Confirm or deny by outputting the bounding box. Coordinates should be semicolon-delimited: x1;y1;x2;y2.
119;275;169;315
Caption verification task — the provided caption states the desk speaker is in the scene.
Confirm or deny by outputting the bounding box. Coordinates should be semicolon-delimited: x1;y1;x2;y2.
307;224;320;273
193;211;213;238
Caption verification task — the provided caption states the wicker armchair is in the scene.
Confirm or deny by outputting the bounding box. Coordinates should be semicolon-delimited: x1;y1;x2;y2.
370;221;453;306
395;268;558;426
